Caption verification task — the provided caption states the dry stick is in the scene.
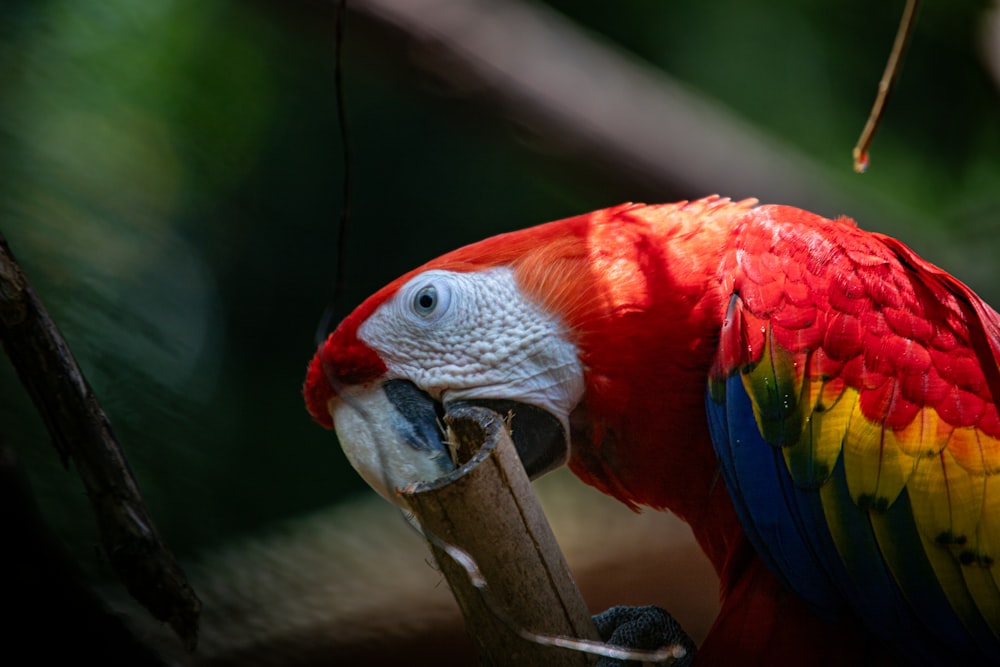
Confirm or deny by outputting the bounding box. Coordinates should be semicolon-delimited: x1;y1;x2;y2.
0;234;201;650
852;0;921;173
403;406;686;666
404;406;597;666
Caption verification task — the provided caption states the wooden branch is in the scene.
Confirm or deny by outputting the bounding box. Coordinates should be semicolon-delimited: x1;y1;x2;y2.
403;406;601;666
0;233;201;650
0;442;172;665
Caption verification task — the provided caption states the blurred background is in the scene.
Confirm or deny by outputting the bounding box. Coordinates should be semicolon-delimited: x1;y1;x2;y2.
1;0;999;663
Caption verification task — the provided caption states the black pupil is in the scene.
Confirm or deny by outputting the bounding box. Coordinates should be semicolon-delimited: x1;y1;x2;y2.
418;291;435;310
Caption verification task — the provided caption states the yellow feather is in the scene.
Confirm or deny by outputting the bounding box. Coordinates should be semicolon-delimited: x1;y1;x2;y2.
909;446;983;555
959;564;1000;640
947;426;992;476
843;396;916;511
914;513;995;641
894;406;950;459
784;382;855;487
980;474;1000;626
910;447;1000;637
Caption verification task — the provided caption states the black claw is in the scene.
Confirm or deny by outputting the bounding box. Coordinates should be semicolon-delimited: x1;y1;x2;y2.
593;605;696;667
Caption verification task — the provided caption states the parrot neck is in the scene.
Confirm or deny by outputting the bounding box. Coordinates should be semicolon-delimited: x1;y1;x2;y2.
567;406;744;574
547;199;753;573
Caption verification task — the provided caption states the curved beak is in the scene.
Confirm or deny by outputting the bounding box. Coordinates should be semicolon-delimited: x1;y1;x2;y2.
331;379;568;504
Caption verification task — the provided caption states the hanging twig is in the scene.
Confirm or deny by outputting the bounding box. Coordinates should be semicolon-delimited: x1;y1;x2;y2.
0;233;201;650
852;0;921;173
315;0;354;346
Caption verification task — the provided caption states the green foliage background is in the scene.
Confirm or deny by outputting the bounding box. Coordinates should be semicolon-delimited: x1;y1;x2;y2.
1;0;998;580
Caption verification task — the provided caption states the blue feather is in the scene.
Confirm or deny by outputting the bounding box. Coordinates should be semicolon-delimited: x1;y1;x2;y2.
706;373;994;665
706;374;838;613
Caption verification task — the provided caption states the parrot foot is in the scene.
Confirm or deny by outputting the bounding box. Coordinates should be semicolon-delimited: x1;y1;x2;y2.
593;605;696;667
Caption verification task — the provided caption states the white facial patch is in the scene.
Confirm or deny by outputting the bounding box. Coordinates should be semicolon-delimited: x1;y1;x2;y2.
357;267;585;435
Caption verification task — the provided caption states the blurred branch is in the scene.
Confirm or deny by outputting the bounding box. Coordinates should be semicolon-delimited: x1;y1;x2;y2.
0;442;171;664
265;0;999;285
343;0;910;224
117;469;716;666
0;233;201;650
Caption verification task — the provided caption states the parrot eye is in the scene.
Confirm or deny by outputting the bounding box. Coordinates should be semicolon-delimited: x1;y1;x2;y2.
414;286;438;316
400;272;453;324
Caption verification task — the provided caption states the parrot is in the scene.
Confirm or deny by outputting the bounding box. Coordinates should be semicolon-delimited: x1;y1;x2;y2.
303;196;1000;665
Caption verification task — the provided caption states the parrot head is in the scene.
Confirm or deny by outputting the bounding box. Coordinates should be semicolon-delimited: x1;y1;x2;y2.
300;197;758;658
304;252;587;505
304;199;749;513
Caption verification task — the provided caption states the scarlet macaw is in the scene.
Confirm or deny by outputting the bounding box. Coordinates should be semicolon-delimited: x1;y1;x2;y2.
304;197;1000;665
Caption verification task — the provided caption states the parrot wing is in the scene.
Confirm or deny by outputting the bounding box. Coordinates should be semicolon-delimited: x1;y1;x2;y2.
705;206;1000;663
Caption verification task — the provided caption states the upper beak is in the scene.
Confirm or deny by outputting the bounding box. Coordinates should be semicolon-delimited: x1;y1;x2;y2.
331;379;567;504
